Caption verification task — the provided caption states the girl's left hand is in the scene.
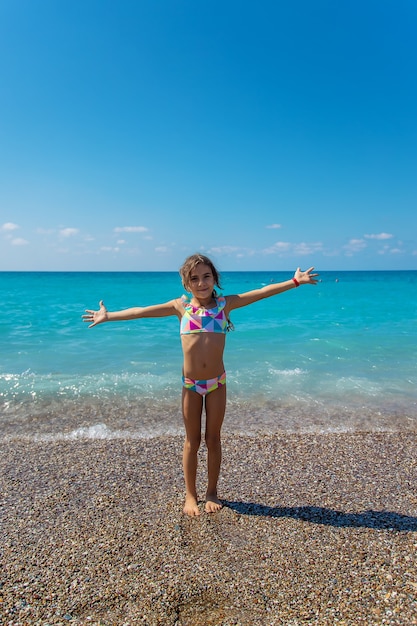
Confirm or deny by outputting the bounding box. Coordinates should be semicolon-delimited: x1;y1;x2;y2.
294;267;319;285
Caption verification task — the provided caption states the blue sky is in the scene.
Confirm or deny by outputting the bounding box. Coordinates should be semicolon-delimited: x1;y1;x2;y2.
1;0;416;271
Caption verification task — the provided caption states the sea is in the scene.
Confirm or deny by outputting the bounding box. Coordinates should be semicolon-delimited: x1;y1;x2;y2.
1;271;416;441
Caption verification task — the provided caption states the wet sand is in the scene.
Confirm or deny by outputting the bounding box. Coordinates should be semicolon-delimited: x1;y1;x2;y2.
1;433;417;625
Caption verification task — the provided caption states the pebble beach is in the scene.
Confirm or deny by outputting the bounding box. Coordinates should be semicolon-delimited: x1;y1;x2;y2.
2;432;417;625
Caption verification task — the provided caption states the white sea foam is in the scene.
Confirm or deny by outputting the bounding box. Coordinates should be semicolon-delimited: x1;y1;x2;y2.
28;422;183;442
268;367;306;377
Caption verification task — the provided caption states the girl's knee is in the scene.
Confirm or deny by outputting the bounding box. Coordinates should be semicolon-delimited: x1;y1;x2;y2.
184;436;201;454
205;432;221;449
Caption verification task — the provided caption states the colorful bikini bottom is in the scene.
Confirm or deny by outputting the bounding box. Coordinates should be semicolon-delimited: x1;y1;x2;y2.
182;371;226;397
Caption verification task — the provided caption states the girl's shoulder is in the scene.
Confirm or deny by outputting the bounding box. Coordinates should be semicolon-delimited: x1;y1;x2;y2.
170;297;187;315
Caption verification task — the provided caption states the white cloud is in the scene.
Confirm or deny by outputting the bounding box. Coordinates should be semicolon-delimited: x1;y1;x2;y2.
378;244;405;255
208;246;245;256
263;241;323;257
364;233;393;240
114;226;149;233
266;224;282;229
377;245;390;255
263;242;291;255
59;228;79;237
293;242;324;256
1;222;19;232
11;237;29;246
155;246;169;253
343;239;367;256
100;246;120;253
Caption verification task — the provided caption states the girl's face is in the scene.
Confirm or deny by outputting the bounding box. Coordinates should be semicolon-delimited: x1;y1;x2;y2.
187;263;215;299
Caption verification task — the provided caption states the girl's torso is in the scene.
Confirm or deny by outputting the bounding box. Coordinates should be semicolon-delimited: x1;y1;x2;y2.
178;295;228;379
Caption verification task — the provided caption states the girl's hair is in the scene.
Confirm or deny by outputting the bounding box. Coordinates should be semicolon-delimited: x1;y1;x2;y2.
179;253;222;295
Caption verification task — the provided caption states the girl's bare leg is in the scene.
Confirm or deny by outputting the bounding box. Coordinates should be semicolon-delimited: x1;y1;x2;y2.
182;387;203;516
204;384;226;513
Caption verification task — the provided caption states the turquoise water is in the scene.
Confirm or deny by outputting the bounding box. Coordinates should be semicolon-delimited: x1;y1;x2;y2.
1;271;416;439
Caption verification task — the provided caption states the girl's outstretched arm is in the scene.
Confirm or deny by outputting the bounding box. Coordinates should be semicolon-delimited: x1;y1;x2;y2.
227;267;318;312
83;299;180;328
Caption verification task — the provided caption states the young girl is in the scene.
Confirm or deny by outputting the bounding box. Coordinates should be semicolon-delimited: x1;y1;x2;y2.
83;253;318;516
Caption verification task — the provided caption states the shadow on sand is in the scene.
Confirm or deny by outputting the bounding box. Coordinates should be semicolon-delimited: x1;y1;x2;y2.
223;501;417;531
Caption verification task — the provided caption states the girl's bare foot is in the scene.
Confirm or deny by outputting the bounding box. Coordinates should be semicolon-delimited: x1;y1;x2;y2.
183;495;200;516
205;493;222;513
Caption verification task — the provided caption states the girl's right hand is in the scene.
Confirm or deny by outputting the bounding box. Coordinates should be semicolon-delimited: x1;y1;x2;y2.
83;300;108;327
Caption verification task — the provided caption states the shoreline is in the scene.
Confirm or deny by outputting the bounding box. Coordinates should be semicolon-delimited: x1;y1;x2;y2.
2;432;417;624
2;396;417;442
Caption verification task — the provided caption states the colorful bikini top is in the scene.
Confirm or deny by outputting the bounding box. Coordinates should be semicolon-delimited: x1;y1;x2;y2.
180;294;228;335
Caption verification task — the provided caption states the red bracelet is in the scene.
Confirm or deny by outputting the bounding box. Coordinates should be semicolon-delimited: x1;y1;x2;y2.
292;277;300;287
